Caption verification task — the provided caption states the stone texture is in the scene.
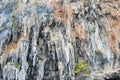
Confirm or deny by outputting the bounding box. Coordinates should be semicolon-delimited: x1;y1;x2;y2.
0;0;120;80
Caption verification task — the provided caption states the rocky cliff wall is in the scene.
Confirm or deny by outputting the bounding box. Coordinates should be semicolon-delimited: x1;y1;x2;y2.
0;0;120;80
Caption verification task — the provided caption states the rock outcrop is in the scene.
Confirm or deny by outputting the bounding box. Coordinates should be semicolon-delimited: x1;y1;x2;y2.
0;0;120;80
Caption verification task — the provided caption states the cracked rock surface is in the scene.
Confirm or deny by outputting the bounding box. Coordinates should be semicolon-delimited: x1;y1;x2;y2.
0;0;120;80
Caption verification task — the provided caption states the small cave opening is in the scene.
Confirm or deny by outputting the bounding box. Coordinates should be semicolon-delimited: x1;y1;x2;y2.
118;43;120;49
104;73;120;80
105;77;120;80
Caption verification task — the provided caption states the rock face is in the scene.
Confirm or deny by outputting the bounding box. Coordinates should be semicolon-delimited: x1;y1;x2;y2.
0;0;120;80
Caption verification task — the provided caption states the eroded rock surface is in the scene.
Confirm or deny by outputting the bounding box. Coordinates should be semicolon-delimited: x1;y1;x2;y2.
0;0;120;80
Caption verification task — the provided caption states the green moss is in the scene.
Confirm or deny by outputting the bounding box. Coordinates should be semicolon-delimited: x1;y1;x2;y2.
85;30;93;35
85;68;91;74
67;76;71;80
12;23;17;30
57;40;61;47
15;62;19;68
52;33;56;37
100;70;103;74
74;60;90;74
95;49;103;58
57;41;60;46
83;0;89;7
70;0;75;2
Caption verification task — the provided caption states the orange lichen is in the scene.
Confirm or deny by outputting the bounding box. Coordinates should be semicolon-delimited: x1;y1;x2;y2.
3;35;28;54
110;33;116;45
107;15;120;49
112;16;120;27
107;32;116;49
52;5;68;24
12;1;22;14
101;14;120;50
50;0;56;8
72;23;88;41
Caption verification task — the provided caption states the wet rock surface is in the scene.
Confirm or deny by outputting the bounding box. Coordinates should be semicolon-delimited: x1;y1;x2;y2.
0;0;120;80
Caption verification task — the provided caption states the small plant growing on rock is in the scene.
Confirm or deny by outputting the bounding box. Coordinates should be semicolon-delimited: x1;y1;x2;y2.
15;62;19;68
12;23;17;30
99;70;104;74
52;33;56;37
85;30;93;35
70;0;76;3
67;76;71;80
83;0;89;7
95;49;103;59
74;60;90;74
